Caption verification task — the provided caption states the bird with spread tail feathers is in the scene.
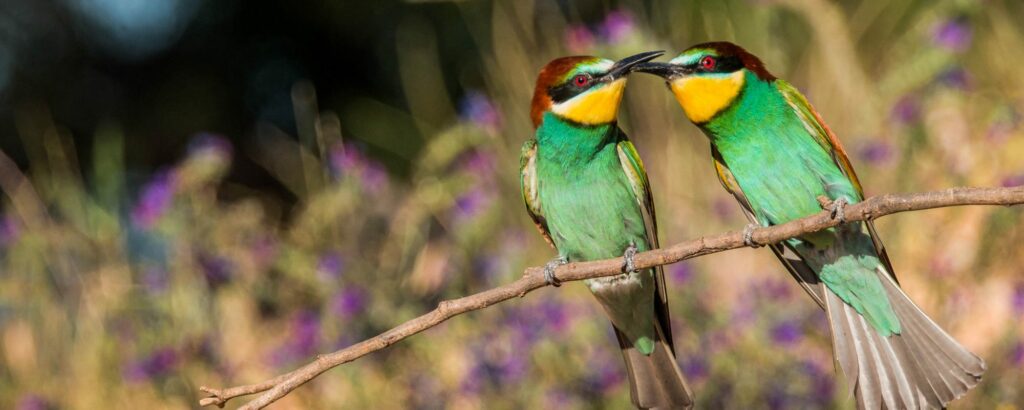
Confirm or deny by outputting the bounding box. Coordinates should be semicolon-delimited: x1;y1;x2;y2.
521;51;694;409
635;41;984;409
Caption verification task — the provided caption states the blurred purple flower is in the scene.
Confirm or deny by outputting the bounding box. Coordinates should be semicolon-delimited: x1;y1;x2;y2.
932;16;972;52
539;300;570;333
858;140;894;165
316;252;346;281
0;214;20;247
453;187;491;220
669;262;694;284
198;252;233;288
132;170;176;229
458;149;495;176
331;286;369;318
187;133;233;159
587;354;625;393
16;394;50;410
1012;282;1024;315
802;360;835;404
328;143;389;193
1011;341;1024;366
142;265;168;293
938;67;971;90
599;10;635;44
681;356;709;380
1001;173;1024;188
459;91;502;130
890;95;920;124
123;347;179;382
770;320;802;346
250;236;278;269
564;25;595;53
291;310;321;356
497;353;528;384
713;197;736;220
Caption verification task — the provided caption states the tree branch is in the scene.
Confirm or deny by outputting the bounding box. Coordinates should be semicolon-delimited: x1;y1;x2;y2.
199;186;1024;409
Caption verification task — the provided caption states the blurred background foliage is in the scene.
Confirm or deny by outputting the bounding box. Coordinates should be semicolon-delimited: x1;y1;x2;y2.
0;0;1023;408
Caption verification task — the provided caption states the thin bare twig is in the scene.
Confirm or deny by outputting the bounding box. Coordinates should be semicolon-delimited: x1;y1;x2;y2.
199;186;1024;409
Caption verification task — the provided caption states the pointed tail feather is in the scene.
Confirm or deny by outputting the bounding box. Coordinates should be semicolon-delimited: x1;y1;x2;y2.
615;324;694;409
824;266;985;409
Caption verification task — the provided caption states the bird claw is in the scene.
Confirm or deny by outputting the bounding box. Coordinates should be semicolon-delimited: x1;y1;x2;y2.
543;256;568;287
828;197;848;223
743;223;762;248
623;242;638;273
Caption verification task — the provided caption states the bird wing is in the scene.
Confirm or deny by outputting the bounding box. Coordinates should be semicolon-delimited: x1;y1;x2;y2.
711;144;826;309
775;80;896;281
615;136;674;351
520;139;555;250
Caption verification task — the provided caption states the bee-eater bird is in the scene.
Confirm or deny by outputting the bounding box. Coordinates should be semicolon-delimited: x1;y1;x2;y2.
636;42;985;409
521;51;693;409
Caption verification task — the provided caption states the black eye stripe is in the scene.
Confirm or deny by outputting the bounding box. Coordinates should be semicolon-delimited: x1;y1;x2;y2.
548;74;592;103
687;55;744;73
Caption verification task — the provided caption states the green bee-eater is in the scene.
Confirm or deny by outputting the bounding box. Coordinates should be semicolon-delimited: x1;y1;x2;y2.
521;51;693;409
636;42;984;409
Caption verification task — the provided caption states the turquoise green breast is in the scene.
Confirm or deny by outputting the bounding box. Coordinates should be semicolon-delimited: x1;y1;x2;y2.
534;113;650;261
706;74;859;234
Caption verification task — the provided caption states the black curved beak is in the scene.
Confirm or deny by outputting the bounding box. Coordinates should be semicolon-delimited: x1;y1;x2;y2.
604;51;665;80
634;62;691;79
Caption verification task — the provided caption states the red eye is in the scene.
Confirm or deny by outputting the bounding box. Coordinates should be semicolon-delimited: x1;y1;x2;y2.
700;56;716;71
573;74;589;87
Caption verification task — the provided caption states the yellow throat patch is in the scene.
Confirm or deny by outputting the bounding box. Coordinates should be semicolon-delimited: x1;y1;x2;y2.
552;79;627;125
670;70;745;124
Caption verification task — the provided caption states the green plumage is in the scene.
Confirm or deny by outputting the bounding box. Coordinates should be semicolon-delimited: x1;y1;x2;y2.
706;71;900;336
527;112;658;353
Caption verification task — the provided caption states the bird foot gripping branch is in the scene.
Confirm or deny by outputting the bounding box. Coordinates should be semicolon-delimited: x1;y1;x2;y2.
817;196;848;223
543;255;568;287
742;223;762;248
622;241;639;273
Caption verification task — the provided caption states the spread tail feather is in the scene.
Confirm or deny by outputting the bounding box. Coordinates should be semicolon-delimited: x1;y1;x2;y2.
825;266;985;409
615;324;694;409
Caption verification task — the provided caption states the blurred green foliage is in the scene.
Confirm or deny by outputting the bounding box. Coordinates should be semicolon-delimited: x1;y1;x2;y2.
2;1;1024;409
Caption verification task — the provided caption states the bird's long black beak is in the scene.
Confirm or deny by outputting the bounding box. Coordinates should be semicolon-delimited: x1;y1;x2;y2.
604;51;665;80
634;62;690;79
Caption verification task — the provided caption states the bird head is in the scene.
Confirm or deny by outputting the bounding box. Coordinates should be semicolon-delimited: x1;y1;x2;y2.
530;51;663;128
635;42;776;124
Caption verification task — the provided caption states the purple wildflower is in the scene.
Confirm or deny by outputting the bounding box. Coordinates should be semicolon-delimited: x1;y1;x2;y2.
16;394;50;410
458;149;495;175
669;262;694;284
187;133;233;159
587;353;625;393
331;286;369;318
802;360;835;405
890;95;920;124
1001;173;1024;188
713;197;736;220
564;25;595;53
327;143;389;193
539;300;569;333
250;236;278;269
0;214;20;247
198;252;233;288
459;91;502;130
938;67;971;90
858;140;894;165
1012;282;1024;315
132;170;176;229
599;9;635;44
291;310;321;356
123;347;179;382
681;356;709;380
453;187;492;220
932;16;972;52
142;265;168;294
1011;341;1024;366
770;320;802;346
316;252;345;281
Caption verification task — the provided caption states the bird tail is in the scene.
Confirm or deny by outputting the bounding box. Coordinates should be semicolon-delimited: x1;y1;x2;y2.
615;322;693;409
824;263;985;409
